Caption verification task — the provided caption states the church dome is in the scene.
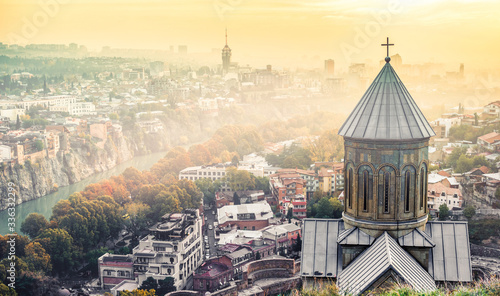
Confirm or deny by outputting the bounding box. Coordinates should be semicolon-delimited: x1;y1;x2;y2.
338;62;435;141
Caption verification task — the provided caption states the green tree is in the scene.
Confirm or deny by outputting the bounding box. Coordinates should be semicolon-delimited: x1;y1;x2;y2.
86;247;110;276
286;207;293;222
140;277;158;291
157;277;176;295
314;197;334;218
34;140;44;151
15;115;20;130
21;213;49;239
463;205;476;220
455;154;473;173
124;203;151;243
293;235;302;252
438;204;450;221
329;197;344;218
36;228;80;274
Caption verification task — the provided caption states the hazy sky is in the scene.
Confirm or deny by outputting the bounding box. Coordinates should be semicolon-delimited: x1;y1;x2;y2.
1;0;499;69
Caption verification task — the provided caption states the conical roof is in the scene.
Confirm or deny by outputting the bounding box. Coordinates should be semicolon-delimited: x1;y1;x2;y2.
338;62;435;140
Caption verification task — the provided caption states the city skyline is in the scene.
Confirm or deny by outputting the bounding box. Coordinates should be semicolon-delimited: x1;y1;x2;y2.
0;0;499;69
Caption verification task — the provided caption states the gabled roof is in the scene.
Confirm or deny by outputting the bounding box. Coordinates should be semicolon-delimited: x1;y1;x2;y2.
338;62;435;140
338;232;437;296
478;132;500;144
398;228;435;248
301;219;344;278
425;221;472;282
337;227;375;246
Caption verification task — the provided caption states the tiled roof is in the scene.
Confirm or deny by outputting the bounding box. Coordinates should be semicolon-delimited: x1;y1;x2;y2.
338;62;435;140
478;132;500;144
338;232;437;295
428;182;462;197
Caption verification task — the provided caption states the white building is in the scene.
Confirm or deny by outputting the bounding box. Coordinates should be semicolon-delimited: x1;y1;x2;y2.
427;182;463;211
68;102;96;116
133;209;203;291
0;108;25;122
0;145;12;161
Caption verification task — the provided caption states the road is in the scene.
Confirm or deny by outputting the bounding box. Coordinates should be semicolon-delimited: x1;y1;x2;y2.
204;205;219;260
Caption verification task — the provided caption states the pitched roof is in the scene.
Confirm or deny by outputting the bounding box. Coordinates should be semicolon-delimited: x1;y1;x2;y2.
478;132;500;144
398;228;435;248
301;219;343;278
338;232;437;295
428;182;462;197
425;221;472;282
338;62;435;140
337;227;375;246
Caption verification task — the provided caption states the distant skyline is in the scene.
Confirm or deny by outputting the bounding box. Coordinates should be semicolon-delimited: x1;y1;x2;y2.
1;0;499;69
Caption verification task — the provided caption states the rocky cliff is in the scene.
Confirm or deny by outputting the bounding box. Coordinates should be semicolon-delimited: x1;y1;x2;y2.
0;110;225;211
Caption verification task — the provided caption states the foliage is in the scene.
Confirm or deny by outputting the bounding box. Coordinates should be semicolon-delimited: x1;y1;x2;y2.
438;204;450;221
35;228;80;274
224;167;255;191
463;205;476;220
24;242;52;274
124;202;151;242
86;247;110;276
293;235;302;252
468;218;500;244
0;283;17;296
20;213;49;239
303;130;344;163
195;178;222;206
119;289;157;296
266;143;311;170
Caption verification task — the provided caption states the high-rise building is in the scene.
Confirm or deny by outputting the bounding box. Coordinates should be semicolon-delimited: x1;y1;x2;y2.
222;29;232;75
324;59;335;78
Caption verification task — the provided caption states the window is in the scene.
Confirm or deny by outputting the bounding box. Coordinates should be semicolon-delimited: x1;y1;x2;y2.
420;168;425;209
405;171;411;212
363;170;368;211
347;168;353;208
384;172;390;213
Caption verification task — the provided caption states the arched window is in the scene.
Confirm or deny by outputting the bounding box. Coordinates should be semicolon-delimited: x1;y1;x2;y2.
405;171;411;212
347;168;353;208
420;168;425;209
384;172;390;213
363;170;369;211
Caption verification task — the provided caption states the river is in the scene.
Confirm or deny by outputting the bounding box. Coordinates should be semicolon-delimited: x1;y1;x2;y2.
0;150;168;235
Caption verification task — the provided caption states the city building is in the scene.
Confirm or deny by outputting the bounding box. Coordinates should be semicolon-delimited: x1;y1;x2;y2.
302;50;471;295
427;182;463;212
222;29;232;75
269;173;306;215
133;209;203;291
217;202;273;231
98;253;135;289
477;132;500;151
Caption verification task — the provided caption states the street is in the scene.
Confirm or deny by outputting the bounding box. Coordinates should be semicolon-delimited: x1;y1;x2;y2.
204;205;218;260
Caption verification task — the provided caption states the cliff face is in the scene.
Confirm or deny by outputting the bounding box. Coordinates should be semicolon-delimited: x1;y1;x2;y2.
0;134;137;211
0;109;239;211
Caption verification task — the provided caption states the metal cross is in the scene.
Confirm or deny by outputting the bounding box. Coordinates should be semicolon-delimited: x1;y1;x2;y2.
381;37;394;57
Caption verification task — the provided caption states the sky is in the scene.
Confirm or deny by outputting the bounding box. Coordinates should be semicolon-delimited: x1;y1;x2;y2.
0;0;500;69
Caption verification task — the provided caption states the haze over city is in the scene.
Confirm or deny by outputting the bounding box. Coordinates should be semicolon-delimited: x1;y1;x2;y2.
1;0;500;69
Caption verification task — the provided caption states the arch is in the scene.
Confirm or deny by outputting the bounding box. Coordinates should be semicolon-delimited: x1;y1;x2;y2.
378;165;396;214
401;165;416;214
375;163;398;175
358;165;373;213
419;162;428;211
345;162;355;209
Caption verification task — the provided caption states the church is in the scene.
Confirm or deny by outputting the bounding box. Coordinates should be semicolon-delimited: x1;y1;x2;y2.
301;39;472;295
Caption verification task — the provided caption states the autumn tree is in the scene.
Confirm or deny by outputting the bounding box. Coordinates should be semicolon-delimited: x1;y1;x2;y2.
124;203;151;242
224;167;255;191
21;213;49;239
24;242;52;274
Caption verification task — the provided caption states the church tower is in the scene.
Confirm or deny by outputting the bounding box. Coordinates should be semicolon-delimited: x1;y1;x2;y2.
301;39;472;295
338;39;436;238
222;28;231;75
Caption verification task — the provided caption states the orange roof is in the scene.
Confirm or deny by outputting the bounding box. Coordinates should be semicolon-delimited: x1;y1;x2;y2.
478;132;500;144
437;171;451;177
479;166;490;174
428;182;462;197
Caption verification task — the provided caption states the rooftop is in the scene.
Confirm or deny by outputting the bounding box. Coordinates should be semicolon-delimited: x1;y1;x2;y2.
338;62;435;141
